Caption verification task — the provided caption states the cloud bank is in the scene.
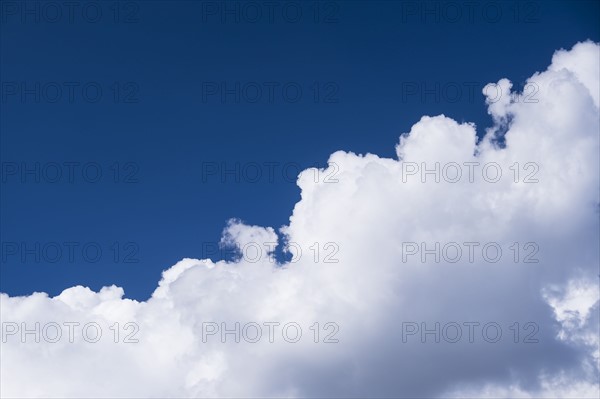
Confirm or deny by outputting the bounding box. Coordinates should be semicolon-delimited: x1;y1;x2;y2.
1;41;599;398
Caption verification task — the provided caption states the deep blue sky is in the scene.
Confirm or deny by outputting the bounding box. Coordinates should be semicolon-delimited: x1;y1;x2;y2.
1;0;599;300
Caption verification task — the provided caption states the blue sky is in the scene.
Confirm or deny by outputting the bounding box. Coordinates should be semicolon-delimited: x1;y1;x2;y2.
1;0;599;302
2;2;600;398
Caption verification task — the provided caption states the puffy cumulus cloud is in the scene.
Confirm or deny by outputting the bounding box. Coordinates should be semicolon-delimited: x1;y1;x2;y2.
1;41;599;398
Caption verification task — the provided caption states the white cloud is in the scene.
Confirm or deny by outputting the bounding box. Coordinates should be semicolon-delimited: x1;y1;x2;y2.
1;41;599;398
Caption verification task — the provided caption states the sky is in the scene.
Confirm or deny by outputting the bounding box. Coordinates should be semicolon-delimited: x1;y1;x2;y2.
1;0;599;300
1;1;600;398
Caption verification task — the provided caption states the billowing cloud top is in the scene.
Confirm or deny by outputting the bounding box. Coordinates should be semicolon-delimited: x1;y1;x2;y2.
2;41;599;398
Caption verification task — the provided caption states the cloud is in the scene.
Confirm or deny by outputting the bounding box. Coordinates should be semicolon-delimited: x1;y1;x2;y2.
1;41;599;398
